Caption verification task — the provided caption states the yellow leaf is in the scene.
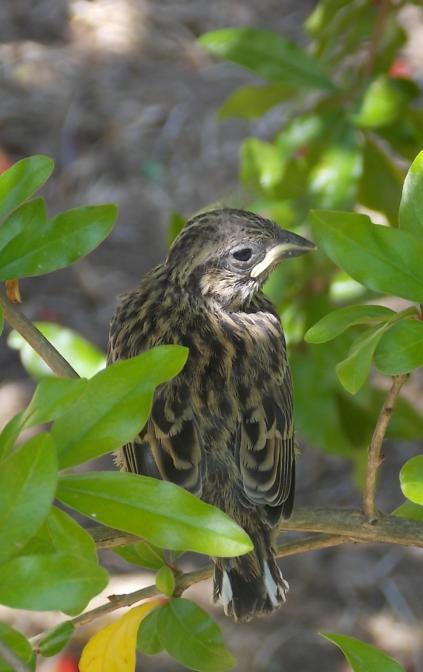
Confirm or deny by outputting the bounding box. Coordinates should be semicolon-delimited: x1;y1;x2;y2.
79;599;165;672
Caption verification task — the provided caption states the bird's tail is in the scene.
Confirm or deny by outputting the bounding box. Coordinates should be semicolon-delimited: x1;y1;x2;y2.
213;526;288;622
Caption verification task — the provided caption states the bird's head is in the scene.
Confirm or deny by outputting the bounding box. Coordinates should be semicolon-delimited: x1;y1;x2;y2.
166;208;315;309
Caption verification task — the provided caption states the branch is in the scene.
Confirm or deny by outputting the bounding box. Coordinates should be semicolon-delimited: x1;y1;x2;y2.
362;375;408;520
0;286;79;378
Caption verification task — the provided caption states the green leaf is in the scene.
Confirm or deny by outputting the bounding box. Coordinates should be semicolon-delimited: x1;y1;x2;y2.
8;322;106;379
39;621;75;658
354;76;418;129
374;319;423;375
138;605;164;655
0;204;117;280
113;540;166;570
0;623;35;672
0;433;57;564
0;155;53;223
393;500;423;522
0;306;3;336
0;411;25;461
199;28;335;90
310;210;423;303
0;552;108;613
155;565;176;597
218;82;293;119
53;345;188;468
322;632;405;672
336;323;391;394
399;149;423;237
0;198;48;252
167;211;186;247
57;471;253;557
308;130;363;210
157;598;236;671
305;305;394;343
400;456;423;505
358;139;404;225
241;138;285;193
23;377;88;427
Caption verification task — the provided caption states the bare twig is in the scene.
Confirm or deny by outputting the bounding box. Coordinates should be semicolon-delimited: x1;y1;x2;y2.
0;639;32;672
0;286;79;378
362;376;408;520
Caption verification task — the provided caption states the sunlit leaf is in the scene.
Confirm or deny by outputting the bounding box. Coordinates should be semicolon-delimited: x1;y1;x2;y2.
218;82;293;119
310;210;423;302
199;28;335;90
354;76;418;129
155;565;175;597
393;500;423;522
23;377;88;427
0;623;35;672
0;433;57;564
0;198;47;251
399;149;423;237
8;322;106;379
374;319;423;375
167;211;186;247
336;323;391;394
241;138;285;193
322;632;405;672
0;204;117;280
79;599;164;672
305;304;394;343
39;621;75;658
0;155;53;223
358;139;404;225
57;471;253;557
400;456;423;505
0;411;25;461
53;346;188;468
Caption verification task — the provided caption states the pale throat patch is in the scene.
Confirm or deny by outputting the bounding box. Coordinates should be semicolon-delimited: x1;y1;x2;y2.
250;243;298;278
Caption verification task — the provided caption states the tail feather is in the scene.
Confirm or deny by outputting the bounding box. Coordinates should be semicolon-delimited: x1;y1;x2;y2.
213;529;288;622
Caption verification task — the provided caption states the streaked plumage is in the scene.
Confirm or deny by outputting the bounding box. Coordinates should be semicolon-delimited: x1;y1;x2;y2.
108;208;314;621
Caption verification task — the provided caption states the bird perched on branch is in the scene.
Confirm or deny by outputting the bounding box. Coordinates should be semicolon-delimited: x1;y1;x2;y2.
108;208;315;621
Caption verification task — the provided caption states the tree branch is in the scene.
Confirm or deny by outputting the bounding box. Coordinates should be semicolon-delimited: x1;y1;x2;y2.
0;286;79;378
362;375;408;520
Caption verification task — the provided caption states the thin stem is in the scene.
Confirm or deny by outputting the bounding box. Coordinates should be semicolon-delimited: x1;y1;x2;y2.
362;375;408;520
0;287;79;378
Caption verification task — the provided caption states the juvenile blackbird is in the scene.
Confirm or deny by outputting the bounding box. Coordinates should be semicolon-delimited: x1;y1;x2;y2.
108;208;315;621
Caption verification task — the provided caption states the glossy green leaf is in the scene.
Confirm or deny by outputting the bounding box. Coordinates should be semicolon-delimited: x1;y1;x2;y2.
0;155;53;223
113;540;166;570
310;210;423;303
138;606;164;655
57;471;253;557
0;411;25;461
305;305;394;343
155;565;176;597
167;211;186;247
8;322;106;379
0;198;47;251
393;500;423;522
53;345;188;468
0;433;57;564
199;28;334;90
39;621;75;658
0;204;117;280
241;138;285;193
358;139;404;225
354;76;417;129
308;132;363;210
218;82;293;119
322;632;405;672
399;149;423;237
157;598;236;671
336;323;391;394
23;377;88;428
400;456;423;505
0;623;35;671
0;552;108;613
374;319;423;375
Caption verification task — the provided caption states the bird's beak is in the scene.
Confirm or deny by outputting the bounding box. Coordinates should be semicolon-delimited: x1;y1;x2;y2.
250;230;316;278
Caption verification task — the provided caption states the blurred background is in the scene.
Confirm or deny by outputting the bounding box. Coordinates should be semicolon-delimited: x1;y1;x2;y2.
0;1;422;670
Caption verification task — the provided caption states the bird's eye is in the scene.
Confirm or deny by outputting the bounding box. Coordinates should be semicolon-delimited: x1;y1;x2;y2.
232;248;253;262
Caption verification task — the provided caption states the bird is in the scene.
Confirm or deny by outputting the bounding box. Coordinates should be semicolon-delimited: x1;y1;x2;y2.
108;208;315;622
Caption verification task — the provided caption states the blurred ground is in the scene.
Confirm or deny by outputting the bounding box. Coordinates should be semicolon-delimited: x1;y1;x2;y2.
0;1;422;671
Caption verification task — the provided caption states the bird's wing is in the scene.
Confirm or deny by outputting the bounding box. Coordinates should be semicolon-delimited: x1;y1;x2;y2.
237;346;295;521
108;296;203;496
